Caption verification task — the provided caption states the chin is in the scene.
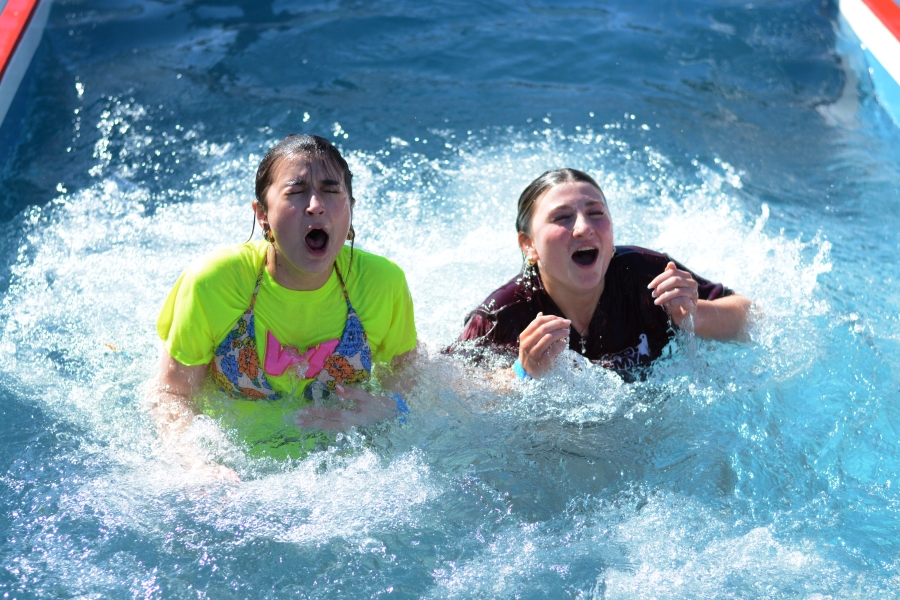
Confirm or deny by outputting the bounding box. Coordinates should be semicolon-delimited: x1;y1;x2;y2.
573;269;605;289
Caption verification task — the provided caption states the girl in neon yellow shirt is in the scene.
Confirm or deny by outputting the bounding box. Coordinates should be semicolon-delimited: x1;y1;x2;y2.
150;135;417;478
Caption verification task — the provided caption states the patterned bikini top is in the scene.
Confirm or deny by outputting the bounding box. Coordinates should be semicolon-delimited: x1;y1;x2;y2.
210;265;373;402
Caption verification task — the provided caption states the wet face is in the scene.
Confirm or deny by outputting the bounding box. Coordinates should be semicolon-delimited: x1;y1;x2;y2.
255;154;352;289
519;182;614;297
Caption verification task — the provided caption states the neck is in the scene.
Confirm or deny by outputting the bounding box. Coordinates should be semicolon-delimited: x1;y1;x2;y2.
542;277;604;335
266;244;333;291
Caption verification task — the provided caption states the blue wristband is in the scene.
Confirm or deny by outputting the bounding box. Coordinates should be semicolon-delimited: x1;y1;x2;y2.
513;359;533;380
391;393;409;422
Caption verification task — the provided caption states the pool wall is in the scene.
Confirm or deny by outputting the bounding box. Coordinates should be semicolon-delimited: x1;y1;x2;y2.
840;0;900;125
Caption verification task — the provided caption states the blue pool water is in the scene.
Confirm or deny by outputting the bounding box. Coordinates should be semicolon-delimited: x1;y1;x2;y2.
1;0;900;597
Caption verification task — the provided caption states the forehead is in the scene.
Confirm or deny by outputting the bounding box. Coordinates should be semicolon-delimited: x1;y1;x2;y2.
536;181;607;211
271;153;344;185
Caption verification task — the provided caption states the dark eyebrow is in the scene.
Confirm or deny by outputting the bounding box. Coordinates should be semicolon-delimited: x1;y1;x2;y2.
284;179;306;187
319;178;342;187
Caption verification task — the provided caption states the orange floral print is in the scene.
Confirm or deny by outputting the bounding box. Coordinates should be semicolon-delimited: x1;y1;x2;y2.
238;346;260;379
325;355;355;382
240;387;270;400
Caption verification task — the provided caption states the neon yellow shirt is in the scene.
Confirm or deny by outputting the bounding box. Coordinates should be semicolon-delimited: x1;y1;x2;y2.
157;241;417;398
156;242;416;459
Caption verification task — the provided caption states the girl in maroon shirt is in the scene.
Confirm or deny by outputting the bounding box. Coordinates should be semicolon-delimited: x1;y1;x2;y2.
457;168;750;379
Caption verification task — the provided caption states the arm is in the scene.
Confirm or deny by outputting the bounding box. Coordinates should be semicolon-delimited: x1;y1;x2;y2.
149;353;205;434
147;352;240;481
693;294;751;340
649;262;750;341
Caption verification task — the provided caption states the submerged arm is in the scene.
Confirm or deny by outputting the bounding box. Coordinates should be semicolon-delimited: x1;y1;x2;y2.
147;352;240;481
295;345;420;431
149;353;205;434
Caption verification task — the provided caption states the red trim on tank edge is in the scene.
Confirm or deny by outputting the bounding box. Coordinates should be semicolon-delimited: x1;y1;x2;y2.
0;0;41;80
861;0;900;41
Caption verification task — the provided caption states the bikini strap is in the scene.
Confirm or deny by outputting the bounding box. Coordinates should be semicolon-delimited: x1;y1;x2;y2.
333;263;351;305
249;267;264;309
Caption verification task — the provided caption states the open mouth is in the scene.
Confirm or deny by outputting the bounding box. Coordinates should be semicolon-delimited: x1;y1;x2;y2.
571;247;599;266
305;228;329;254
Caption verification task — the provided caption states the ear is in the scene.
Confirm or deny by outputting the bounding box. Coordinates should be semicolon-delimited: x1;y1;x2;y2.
252;200;269;229
518;231;538;263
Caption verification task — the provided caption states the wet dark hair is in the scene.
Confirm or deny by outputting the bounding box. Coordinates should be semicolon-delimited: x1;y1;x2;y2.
515;168;604;235
255;134;353;209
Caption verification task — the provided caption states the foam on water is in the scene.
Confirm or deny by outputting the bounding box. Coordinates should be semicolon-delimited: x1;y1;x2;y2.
3;97;898;597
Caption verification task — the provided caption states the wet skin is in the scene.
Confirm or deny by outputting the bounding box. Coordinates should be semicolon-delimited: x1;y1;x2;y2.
517;182;614;377
253;156;352;291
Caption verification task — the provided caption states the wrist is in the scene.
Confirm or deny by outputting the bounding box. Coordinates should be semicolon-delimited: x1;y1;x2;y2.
513;358;533;380
389;392;409;422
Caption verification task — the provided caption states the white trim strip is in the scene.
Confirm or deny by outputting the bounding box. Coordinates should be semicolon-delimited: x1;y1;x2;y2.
841;0;900;86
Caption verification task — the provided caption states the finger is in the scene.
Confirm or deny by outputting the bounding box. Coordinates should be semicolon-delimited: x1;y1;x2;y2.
546;335;569;361
334;383;371;402
653;286;699;307
334;384;377;409
660;297;695;325
296;406;345;429
520;318;571;350
647;261;684;290
520;312;570;337
651;273;696;296
521;332;569;375
335;385;392;412
660;300;696;325
531;327;570;355
650;273;694;296
520;324;566;349
522;332;569;374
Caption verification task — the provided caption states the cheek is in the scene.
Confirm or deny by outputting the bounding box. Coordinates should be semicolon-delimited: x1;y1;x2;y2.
534;230;568;261
269;205;294;226
542;227;569;247
334;206;351;231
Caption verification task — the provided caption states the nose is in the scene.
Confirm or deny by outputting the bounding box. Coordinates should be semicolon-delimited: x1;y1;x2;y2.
305;189;326;215
573;212;592;237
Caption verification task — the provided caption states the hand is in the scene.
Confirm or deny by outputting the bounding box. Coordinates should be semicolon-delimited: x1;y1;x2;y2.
518;312;571;378
295;384;401;431
648;261;699;328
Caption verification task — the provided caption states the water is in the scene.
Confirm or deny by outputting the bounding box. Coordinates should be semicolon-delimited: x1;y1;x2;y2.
1;0;899;597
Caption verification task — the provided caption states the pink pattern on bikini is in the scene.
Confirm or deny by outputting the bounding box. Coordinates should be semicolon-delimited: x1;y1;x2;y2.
264;330;340;379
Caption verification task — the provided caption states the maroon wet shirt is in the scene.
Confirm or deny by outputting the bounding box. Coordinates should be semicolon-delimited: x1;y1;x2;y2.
455;246;733;376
